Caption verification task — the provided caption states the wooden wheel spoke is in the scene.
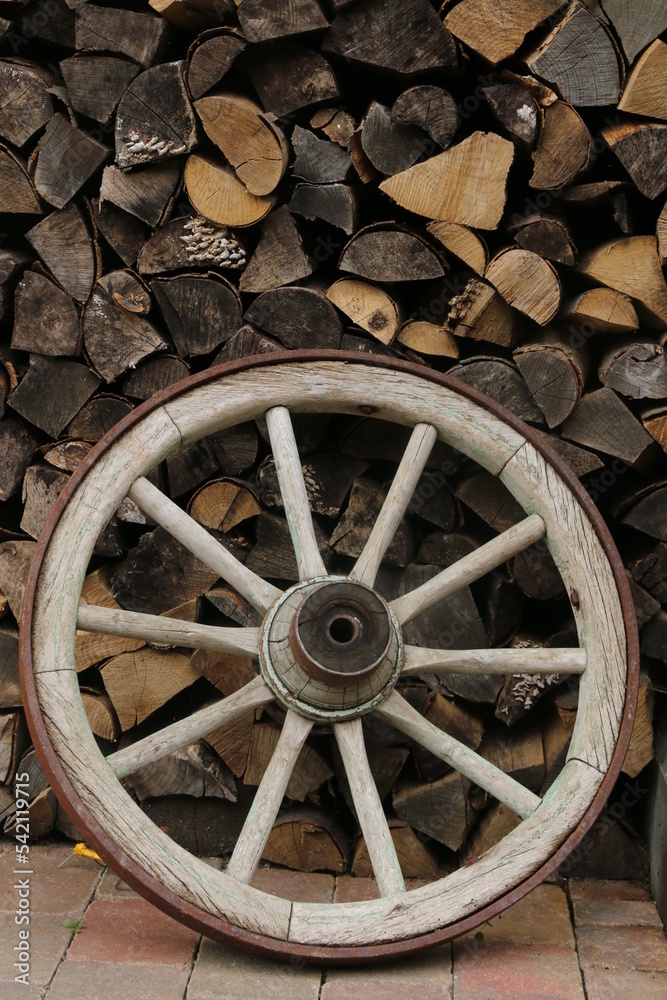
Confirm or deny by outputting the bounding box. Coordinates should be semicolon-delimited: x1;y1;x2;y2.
265;406;326;581
108;676;274;779
226;709;313;883
376;691;541;819
402;645;587;676
391;514;545;625
334;719;405;896
127;477;282;614
350;423;437;587
77;604;260;657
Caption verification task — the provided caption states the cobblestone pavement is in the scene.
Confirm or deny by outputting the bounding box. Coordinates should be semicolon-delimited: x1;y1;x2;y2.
1;843;666;999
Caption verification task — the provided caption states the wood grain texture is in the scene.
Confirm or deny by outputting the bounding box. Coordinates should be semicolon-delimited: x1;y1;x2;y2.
402;645;586;676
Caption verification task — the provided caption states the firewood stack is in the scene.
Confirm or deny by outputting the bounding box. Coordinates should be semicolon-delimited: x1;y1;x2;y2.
0;0;664;879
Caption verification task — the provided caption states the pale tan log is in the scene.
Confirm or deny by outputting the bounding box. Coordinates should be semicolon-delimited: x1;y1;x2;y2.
377;692;541;819
390;514;545;625
379;132;515;230
426;221;488;275
265;406;326;581
485;249;561;326
617;39;667;121
562;288;639;335
578;236;667;328
397;321;459;359
326;278;400;345
127;477;281;613
402;646;586;676
184;155;276;227
444;0;563;65
226;710;313;883
108;675;273;779
351;423;437;586
77;604;259;657
334;718;404;896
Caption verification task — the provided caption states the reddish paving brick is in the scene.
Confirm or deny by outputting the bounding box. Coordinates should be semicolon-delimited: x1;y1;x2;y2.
186;938;320;999
252;869;334;902
47;960;190;1000
0;845;99;917
0;913;72;987
568;879;650;902
573;898;664;928
325;943;451;989
66;899;199;969
576;925;667;972
334;876;427;902
94;869;140;900
321;982;449;999
460;885;574;949
583;968;667;1000
453;941;585;1000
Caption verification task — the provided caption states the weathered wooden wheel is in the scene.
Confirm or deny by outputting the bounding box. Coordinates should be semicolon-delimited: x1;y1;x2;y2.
21;352;638;964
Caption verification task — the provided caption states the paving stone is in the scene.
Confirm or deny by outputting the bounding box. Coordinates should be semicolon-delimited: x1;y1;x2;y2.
453;941;585;1000
251;869;334;903
0;845;99;917
568;879;650;902
0;913;72;987
321;982;449;999
0;983;43;999
325;943;451;987
583;968;667;1000
186;938;320;1000
65;899;199;969
574;898;664;928
334;877;427;902
46;960;190;1000
460;885;574;949
576;925;667;972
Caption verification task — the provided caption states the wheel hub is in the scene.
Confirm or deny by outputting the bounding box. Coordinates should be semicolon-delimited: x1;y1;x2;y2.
259;577;403;721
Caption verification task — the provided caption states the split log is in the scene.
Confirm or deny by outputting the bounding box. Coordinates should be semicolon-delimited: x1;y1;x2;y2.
75;566;143;673
205;710;255;778
9;355;100;438
11;271;80;357
99;163;180;229
485;248;561;326
480;722;545;793
621;677;654;779
33;113;109;209
323;0;457;74
512;217;576;266
244;723;333;802
239;207;312;293
578;236;667;329
393;771;470;852
94;201;148;268
0;421;37;502
339;224;445;284
81;690;121;743
262;807;350;873
137;215;247;275
463;802;521;862
445;0;563;65
455;472;524;533
310;108;356;148
597;0;667;64
149;0;234;31
483;83;539;150
26;202;98;303
360;103;426;176
142;790;254;856
75;4;169;67
495;652;564;728
0;59;54;145
290;182;359;234
20;464;68;540
213;327;281;365
562;288;638;335
0;711;27;783
329;477;415;567
60;54;140;124
124;356;190;401
0;541;35;622
392;85;458;150
246;511;331;582
241;43;339;116
397;321;459;360
83;271;168;382
166;423;258;495
642;405;667;454
526;2;621;108
617;39;667;120
445;277;517;347
187;478;261;532
599;339;667;400
514;332;588;428
414;693;484;782
0;144;41;215
236;0;328;41
115;62;196;170
509;542;566;602
184;155;276;228
195;94;289;196
560;387;654;465
602;122;667;200
258;452;368;518
630;544;667;604
540;707;572;793
151;272;242;357
0;249;29;326
622;485;667;542
0;626;19;709
186;28;246;101
658;204;667;266
448;357;545;424
326;278;401;345
66;395;134;442
379;132;515;230
101;649;201;731
427;222;488;275
292;125;353;184
125;741;236;801
352;821;439;880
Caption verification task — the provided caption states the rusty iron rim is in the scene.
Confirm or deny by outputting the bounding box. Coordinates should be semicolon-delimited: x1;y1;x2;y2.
20;350;639;965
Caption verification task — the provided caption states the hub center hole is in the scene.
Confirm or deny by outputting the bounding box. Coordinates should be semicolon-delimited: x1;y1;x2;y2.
328;615;359;645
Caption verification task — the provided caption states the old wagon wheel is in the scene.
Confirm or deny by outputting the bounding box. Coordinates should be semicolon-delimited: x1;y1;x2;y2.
21;352;638;964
